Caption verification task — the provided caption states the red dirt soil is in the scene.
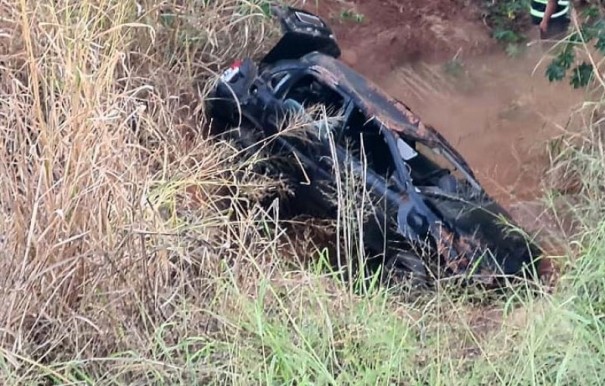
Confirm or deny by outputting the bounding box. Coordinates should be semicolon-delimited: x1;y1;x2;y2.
303;0;495;71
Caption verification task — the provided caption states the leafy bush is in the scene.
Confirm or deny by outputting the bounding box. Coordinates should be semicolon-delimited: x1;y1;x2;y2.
482;0;532;44
545;5;605;88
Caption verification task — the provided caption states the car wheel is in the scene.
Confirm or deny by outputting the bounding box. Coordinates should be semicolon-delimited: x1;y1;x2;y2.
382;251;430;288
206;100;244;138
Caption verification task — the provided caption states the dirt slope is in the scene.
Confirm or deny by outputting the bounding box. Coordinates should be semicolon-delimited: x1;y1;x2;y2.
304;0;495;72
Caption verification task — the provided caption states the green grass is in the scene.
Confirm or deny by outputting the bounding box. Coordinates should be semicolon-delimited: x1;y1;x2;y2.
1;0;605;384
339;9;365;24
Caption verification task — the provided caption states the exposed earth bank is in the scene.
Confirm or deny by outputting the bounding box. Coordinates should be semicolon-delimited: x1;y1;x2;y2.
304;0;495;72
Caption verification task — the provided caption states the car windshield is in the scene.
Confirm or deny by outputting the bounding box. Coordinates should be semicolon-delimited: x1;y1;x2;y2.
371;127;483;200
399;138;464;184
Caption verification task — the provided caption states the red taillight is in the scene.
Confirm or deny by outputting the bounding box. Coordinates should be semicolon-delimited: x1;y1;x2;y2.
231;59;242;69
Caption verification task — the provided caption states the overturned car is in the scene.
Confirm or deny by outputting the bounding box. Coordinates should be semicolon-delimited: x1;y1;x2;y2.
206;5;543;287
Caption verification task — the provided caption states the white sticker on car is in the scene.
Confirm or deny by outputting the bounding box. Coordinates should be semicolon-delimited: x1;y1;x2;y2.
221;67;239;83
397;138;417;160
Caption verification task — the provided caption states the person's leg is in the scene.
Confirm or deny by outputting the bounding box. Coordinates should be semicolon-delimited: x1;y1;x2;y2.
540;16;571;41
537;16;571;54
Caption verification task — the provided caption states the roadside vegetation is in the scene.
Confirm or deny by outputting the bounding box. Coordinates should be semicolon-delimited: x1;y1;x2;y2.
481;0;531;55
1;0;605;385
544;4;605;88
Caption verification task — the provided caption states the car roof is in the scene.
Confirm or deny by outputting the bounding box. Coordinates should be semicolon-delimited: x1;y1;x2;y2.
298;51;475;172
300;53;448;145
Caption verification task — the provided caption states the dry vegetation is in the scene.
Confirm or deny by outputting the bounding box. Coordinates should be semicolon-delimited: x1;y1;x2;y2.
0;0;291;382
1;0;605;385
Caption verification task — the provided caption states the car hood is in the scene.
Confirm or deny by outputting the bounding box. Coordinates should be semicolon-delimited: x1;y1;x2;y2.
422;192;542;277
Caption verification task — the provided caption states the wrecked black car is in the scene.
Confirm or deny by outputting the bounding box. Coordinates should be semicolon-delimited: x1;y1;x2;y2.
206;4;543;287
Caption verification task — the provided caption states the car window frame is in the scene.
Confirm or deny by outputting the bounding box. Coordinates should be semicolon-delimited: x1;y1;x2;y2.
268;66;310;99
336;103;415;185
268;63;484;204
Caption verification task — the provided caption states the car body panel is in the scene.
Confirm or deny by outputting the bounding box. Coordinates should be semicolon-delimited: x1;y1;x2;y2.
262;5;341;66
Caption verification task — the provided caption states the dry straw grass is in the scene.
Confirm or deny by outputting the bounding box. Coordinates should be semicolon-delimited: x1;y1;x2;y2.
0;0;300;382
0;1;521;382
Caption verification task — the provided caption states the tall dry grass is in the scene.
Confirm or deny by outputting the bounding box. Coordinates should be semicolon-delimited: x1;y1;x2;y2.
0;0;297;382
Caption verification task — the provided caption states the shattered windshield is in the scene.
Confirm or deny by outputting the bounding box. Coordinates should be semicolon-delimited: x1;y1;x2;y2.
392;133;479;191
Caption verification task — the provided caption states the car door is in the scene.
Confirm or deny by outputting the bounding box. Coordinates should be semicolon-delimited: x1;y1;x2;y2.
331;107;411;253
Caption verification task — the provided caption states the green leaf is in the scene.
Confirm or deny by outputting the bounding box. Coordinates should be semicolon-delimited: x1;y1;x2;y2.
582;5;600;19
159;12;176;27
568;31;583;44
545;61;566;83
580;25;598;41
259;2;271;17
570;62;593;89
593;20;605;32
595;36;605;54
557;49;575;70
492;28;520;43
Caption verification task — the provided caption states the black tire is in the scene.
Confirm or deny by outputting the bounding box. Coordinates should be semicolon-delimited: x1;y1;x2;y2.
205;92;238;137
382;251;430;288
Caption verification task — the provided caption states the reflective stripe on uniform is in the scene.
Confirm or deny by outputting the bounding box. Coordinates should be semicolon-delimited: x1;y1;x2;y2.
530;0;570;19
531;0;570;5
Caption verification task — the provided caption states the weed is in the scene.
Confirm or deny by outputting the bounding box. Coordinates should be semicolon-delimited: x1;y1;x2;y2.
482;0;531;42
481;0;534;58
339;9;365;23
